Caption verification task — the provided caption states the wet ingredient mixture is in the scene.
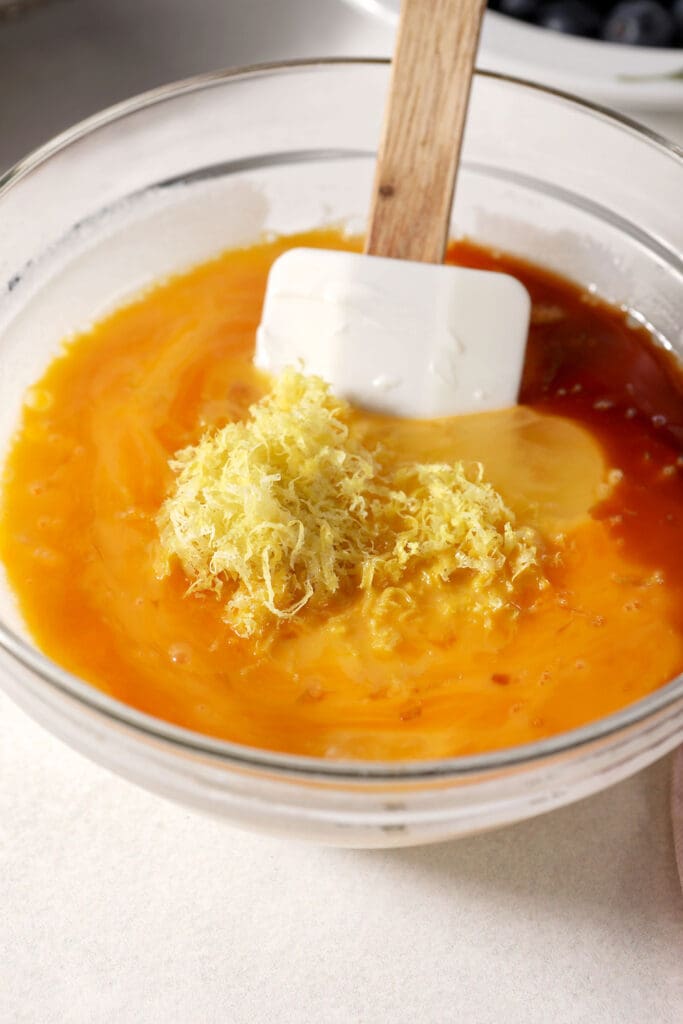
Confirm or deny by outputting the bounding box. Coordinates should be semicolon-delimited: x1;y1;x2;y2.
1;229;683;759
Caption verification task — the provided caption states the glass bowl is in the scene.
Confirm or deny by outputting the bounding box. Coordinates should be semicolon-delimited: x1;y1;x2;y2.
0;60;681;848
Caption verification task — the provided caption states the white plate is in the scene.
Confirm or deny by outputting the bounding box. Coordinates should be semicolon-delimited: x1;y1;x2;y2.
344;1;683;111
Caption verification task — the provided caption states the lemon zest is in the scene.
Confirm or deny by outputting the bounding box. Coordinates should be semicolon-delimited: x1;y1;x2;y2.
155;369;541;637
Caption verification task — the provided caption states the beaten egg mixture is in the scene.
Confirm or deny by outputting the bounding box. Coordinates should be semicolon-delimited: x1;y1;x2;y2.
2;230;683;759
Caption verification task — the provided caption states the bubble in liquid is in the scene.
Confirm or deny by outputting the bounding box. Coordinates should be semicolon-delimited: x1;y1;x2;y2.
168;642;192;665
32;546;62;568
300;681;326;704
24;387;53;412
36;515;62;531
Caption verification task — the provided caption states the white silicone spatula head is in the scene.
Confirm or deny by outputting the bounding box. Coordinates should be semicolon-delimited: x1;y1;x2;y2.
255;0;531;418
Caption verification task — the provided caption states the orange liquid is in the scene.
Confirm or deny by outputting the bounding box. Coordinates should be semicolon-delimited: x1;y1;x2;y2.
2;230;683;759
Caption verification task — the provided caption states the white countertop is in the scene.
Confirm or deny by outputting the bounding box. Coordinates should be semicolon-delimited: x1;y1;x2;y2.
2;691;681;1023
0;2;681;1021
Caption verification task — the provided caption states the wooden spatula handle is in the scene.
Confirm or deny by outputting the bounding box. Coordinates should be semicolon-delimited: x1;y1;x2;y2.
365;0;487;264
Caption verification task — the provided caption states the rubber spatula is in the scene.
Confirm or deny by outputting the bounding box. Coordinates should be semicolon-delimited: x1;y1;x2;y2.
255;0;531;418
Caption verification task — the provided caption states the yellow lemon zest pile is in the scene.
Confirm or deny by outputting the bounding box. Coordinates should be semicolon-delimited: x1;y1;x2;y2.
155;369;541;637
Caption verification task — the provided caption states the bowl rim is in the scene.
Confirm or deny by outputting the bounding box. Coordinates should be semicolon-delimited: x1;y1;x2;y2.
0;57;682;782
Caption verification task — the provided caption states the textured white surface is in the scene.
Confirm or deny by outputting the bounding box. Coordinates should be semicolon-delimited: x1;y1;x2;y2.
0;2;682;1021
1;690;682;1024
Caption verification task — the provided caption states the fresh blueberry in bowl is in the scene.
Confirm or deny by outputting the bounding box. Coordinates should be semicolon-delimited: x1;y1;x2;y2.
538;0;602;36
498;0;542;21
602;0;676;45
667;0;683;41
493;0;683;46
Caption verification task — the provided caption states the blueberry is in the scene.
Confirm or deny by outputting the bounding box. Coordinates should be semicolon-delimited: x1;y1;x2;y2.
537;0;602;36
583;0;617;11
602;0;676;45
673;0;683;38
498;0;541;22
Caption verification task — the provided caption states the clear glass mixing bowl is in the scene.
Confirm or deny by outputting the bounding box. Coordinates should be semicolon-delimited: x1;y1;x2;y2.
0;60;681;847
